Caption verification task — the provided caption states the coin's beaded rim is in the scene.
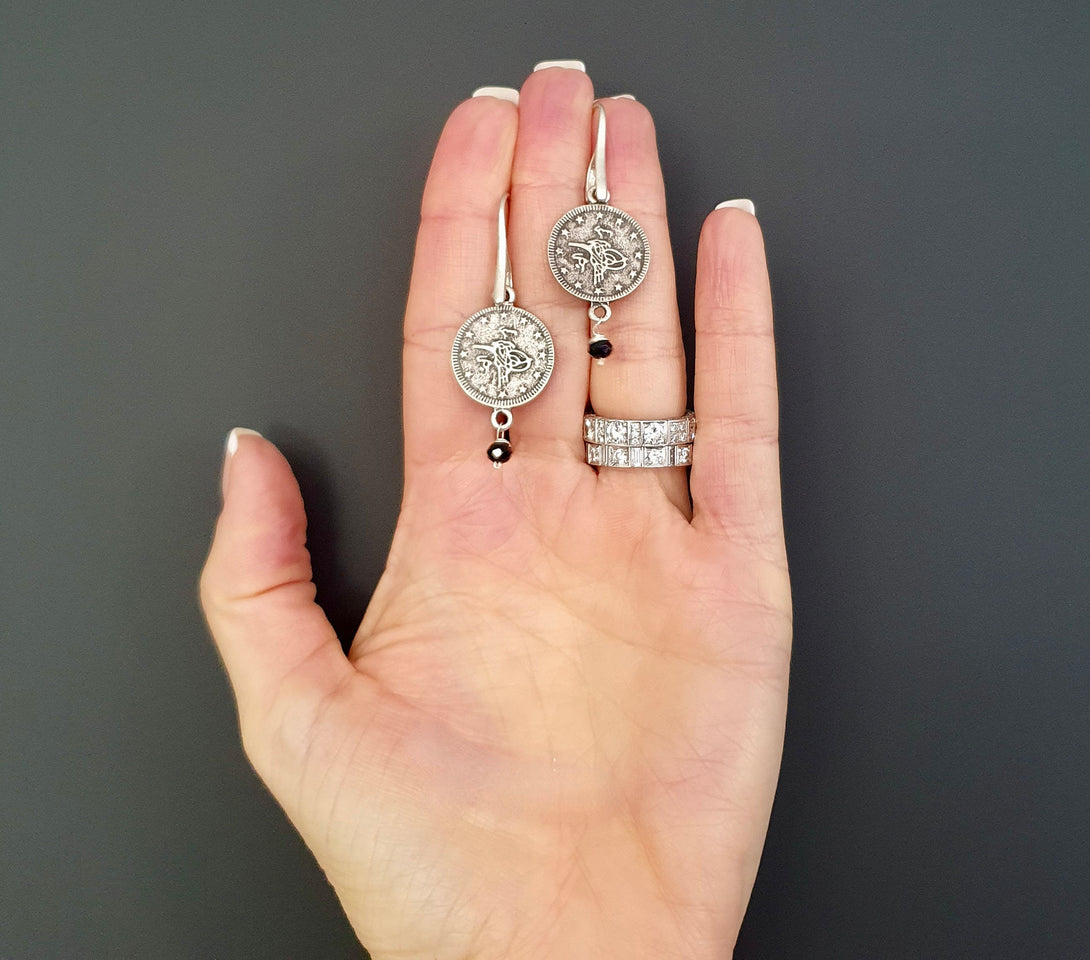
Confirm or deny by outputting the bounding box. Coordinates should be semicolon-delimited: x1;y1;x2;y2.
547;204;651;303
451;304;555;409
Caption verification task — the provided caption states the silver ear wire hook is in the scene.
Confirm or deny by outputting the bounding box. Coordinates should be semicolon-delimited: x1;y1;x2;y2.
585;103;610;205
493;193;516;305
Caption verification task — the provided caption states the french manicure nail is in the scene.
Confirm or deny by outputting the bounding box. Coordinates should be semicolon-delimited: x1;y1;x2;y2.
609;94;637;101
226;427;263;457
715;199;756;216
222;428;262;498
472;86;519;104
533;60;586;72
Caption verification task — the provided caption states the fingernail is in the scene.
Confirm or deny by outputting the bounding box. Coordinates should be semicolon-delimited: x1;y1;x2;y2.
533;59;586;72
472;86;519;104
226;427;263;457
715;199;756;216
222;428;262;497
608;94;636;100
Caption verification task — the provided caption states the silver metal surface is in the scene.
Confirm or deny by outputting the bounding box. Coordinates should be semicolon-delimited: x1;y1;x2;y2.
585;102;610;204
582;411;696;466
493;193;515;306
583;412;696;445
548;204;650;302
451;304;554;409
585;441;694;468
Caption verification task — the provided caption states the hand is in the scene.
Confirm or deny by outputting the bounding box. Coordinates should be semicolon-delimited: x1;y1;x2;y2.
200;65;789;960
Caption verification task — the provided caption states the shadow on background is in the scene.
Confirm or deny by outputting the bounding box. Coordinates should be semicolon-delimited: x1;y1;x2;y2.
273;427;376;651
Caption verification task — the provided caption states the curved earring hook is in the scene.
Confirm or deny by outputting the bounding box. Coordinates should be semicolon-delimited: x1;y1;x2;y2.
585;102;610;205
493;193;516;306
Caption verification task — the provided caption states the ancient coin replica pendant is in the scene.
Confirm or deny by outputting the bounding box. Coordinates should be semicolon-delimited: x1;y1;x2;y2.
451;196;554;467
548;102;650;362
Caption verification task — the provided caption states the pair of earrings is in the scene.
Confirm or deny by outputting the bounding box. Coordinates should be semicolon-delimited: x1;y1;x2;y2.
450;104;651;466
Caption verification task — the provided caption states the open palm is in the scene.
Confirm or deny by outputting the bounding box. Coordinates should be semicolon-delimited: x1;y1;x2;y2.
201;65;789;960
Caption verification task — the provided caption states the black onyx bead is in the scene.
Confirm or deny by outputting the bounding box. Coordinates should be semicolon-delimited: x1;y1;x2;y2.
487;440;512;463
588;338;613;359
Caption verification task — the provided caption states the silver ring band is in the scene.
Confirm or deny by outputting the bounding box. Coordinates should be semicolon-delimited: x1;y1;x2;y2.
583;412;696;468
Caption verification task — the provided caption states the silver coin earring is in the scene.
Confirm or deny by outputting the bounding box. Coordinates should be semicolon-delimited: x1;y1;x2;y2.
451;194;555;467
548;102;651;362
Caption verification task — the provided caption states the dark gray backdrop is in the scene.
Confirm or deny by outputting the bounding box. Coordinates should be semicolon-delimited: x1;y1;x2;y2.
2;1;1088;958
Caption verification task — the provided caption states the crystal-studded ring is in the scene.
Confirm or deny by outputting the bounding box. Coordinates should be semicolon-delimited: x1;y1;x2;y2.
583;412;696;468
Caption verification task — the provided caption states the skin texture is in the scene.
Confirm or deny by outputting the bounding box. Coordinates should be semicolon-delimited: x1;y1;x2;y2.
201;66;790;960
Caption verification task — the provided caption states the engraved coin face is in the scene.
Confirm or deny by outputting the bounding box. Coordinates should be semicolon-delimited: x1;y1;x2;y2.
548;204;650;302
451;304;554;408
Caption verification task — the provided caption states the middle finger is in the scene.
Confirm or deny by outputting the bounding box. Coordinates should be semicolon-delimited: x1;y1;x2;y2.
508;63;596;461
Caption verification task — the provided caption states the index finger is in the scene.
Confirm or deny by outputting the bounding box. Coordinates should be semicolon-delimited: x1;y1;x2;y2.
402;95;518;475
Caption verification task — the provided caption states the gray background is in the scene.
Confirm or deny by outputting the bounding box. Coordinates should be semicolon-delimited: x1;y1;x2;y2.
2;0;1088;957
